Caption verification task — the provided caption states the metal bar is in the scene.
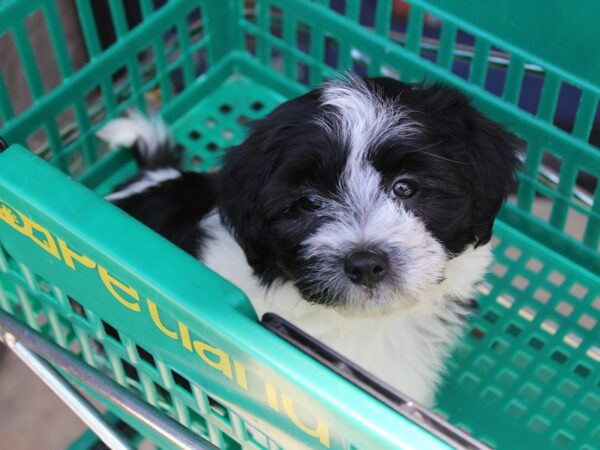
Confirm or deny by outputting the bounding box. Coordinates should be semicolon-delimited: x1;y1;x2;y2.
2;335;133;450
0;309;217;450
516;150;594;208
262;313;491;450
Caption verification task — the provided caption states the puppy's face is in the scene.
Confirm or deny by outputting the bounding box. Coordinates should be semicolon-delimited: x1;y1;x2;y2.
219;76;519;315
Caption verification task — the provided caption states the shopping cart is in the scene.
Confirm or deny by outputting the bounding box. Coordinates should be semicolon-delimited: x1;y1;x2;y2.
0;1;598;449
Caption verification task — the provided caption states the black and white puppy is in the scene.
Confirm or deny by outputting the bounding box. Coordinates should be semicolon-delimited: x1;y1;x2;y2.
99;75;519;406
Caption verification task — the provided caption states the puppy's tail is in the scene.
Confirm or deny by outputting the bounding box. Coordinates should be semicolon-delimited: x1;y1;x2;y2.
96;111;217;255
96;110;179;171
97;111;182;202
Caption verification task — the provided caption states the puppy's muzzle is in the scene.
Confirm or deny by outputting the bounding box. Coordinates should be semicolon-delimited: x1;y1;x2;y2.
344;250;389;288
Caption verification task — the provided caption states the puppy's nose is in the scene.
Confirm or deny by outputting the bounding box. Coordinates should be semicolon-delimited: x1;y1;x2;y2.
344;251;389;288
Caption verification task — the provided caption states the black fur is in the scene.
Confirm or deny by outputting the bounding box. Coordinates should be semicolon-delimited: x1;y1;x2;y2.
111;139;216;255
217;89;346;284
111;77;520;302
218;78;521;287
368;78;521;253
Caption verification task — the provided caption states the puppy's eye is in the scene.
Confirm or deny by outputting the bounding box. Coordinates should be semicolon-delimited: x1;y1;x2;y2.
392;179;419;199
295;195;324;212
277;195;324;219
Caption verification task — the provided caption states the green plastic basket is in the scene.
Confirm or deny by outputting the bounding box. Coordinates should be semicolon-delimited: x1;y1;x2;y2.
0;1;598;449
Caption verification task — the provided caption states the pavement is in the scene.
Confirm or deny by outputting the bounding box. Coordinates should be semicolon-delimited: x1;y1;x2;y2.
0;349;87;450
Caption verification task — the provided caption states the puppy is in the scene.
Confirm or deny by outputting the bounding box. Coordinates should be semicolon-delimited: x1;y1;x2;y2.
100;75;519;406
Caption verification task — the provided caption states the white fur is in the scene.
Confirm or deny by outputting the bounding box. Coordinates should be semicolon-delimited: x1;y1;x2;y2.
198;79;491;406
102;93;493;407
200;211;492;407
319;75;421;151
297;76;444;313
96;110;170;156
302;201;447;313
98;112;179;201
104;168;181;201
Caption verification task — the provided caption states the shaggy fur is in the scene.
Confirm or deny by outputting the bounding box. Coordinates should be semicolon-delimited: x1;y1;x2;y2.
99;75;519;406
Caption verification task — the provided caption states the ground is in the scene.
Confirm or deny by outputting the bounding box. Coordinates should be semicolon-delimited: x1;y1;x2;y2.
0;350;87;450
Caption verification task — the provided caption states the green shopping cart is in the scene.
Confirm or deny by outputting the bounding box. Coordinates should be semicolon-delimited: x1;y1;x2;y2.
0;0;598;449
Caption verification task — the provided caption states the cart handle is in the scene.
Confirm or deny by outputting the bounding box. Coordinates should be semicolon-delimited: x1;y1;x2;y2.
0;310;217;450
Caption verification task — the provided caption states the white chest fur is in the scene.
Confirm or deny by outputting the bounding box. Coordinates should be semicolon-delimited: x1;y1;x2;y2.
199;211;491;406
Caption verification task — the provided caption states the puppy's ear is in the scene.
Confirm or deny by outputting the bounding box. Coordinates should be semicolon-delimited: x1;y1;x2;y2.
467;115;522;247
217;89;321;281
217;119;286;279
418;84;522;247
